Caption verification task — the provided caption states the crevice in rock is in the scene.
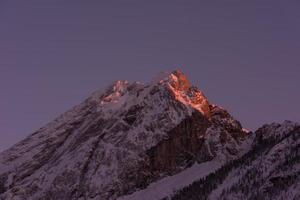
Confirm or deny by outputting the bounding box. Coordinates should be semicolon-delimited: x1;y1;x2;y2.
72;132;107;199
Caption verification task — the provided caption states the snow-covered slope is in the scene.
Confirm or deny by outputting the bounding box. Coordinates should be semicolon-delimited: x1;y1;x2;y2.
1;70;297;200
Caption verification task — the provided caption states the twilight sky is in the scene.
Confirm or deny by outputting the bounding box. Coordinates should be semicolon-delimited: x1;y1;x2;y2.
0;1;300;151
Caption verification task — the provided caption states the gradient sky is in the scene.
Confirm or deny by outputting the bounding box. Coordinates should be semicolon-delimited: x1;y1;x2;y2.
0;1;299;151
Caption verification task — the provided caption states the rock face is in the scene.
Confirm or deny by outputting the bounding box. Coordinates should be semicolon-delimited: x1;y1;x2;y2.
0;70;298;200
147;112;210;175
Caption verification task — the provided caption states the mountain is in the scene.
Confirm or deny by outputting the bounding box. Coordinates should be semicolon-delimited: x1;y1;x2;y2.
0;70;298;200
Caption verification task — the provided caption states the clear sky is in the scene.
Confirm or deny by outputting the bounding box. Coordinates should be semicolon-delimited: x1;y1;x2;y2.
0;1;299;151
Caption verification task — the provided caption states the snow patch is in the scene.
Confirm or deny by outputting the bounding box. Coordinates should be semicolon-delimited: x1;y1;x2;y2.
117;160;222;200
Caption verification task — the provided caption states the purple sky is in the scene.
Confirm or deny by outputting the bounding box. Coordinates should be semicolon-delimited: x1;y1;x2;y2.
0;1;300;151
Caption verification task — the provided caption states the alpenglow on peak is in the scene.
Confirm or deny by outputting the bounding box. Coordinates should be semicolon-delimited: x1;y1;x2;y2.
92;69;211;116
159;70;211;116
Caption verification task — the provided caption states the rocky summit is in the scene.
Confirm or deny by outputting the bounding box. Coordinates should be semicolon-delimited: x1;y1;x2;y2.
0;70;299;200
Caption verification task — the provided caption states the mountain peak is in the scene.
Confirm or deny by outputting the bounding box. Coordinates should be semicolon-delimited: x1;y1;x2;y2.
152;69;191;91
168;70;191;91
89;70;211;117
157;69;211;116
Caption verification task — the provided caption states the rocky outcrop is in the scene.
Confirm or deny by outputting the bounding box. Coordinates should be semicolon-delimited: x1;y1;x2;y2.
171;121;300;200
